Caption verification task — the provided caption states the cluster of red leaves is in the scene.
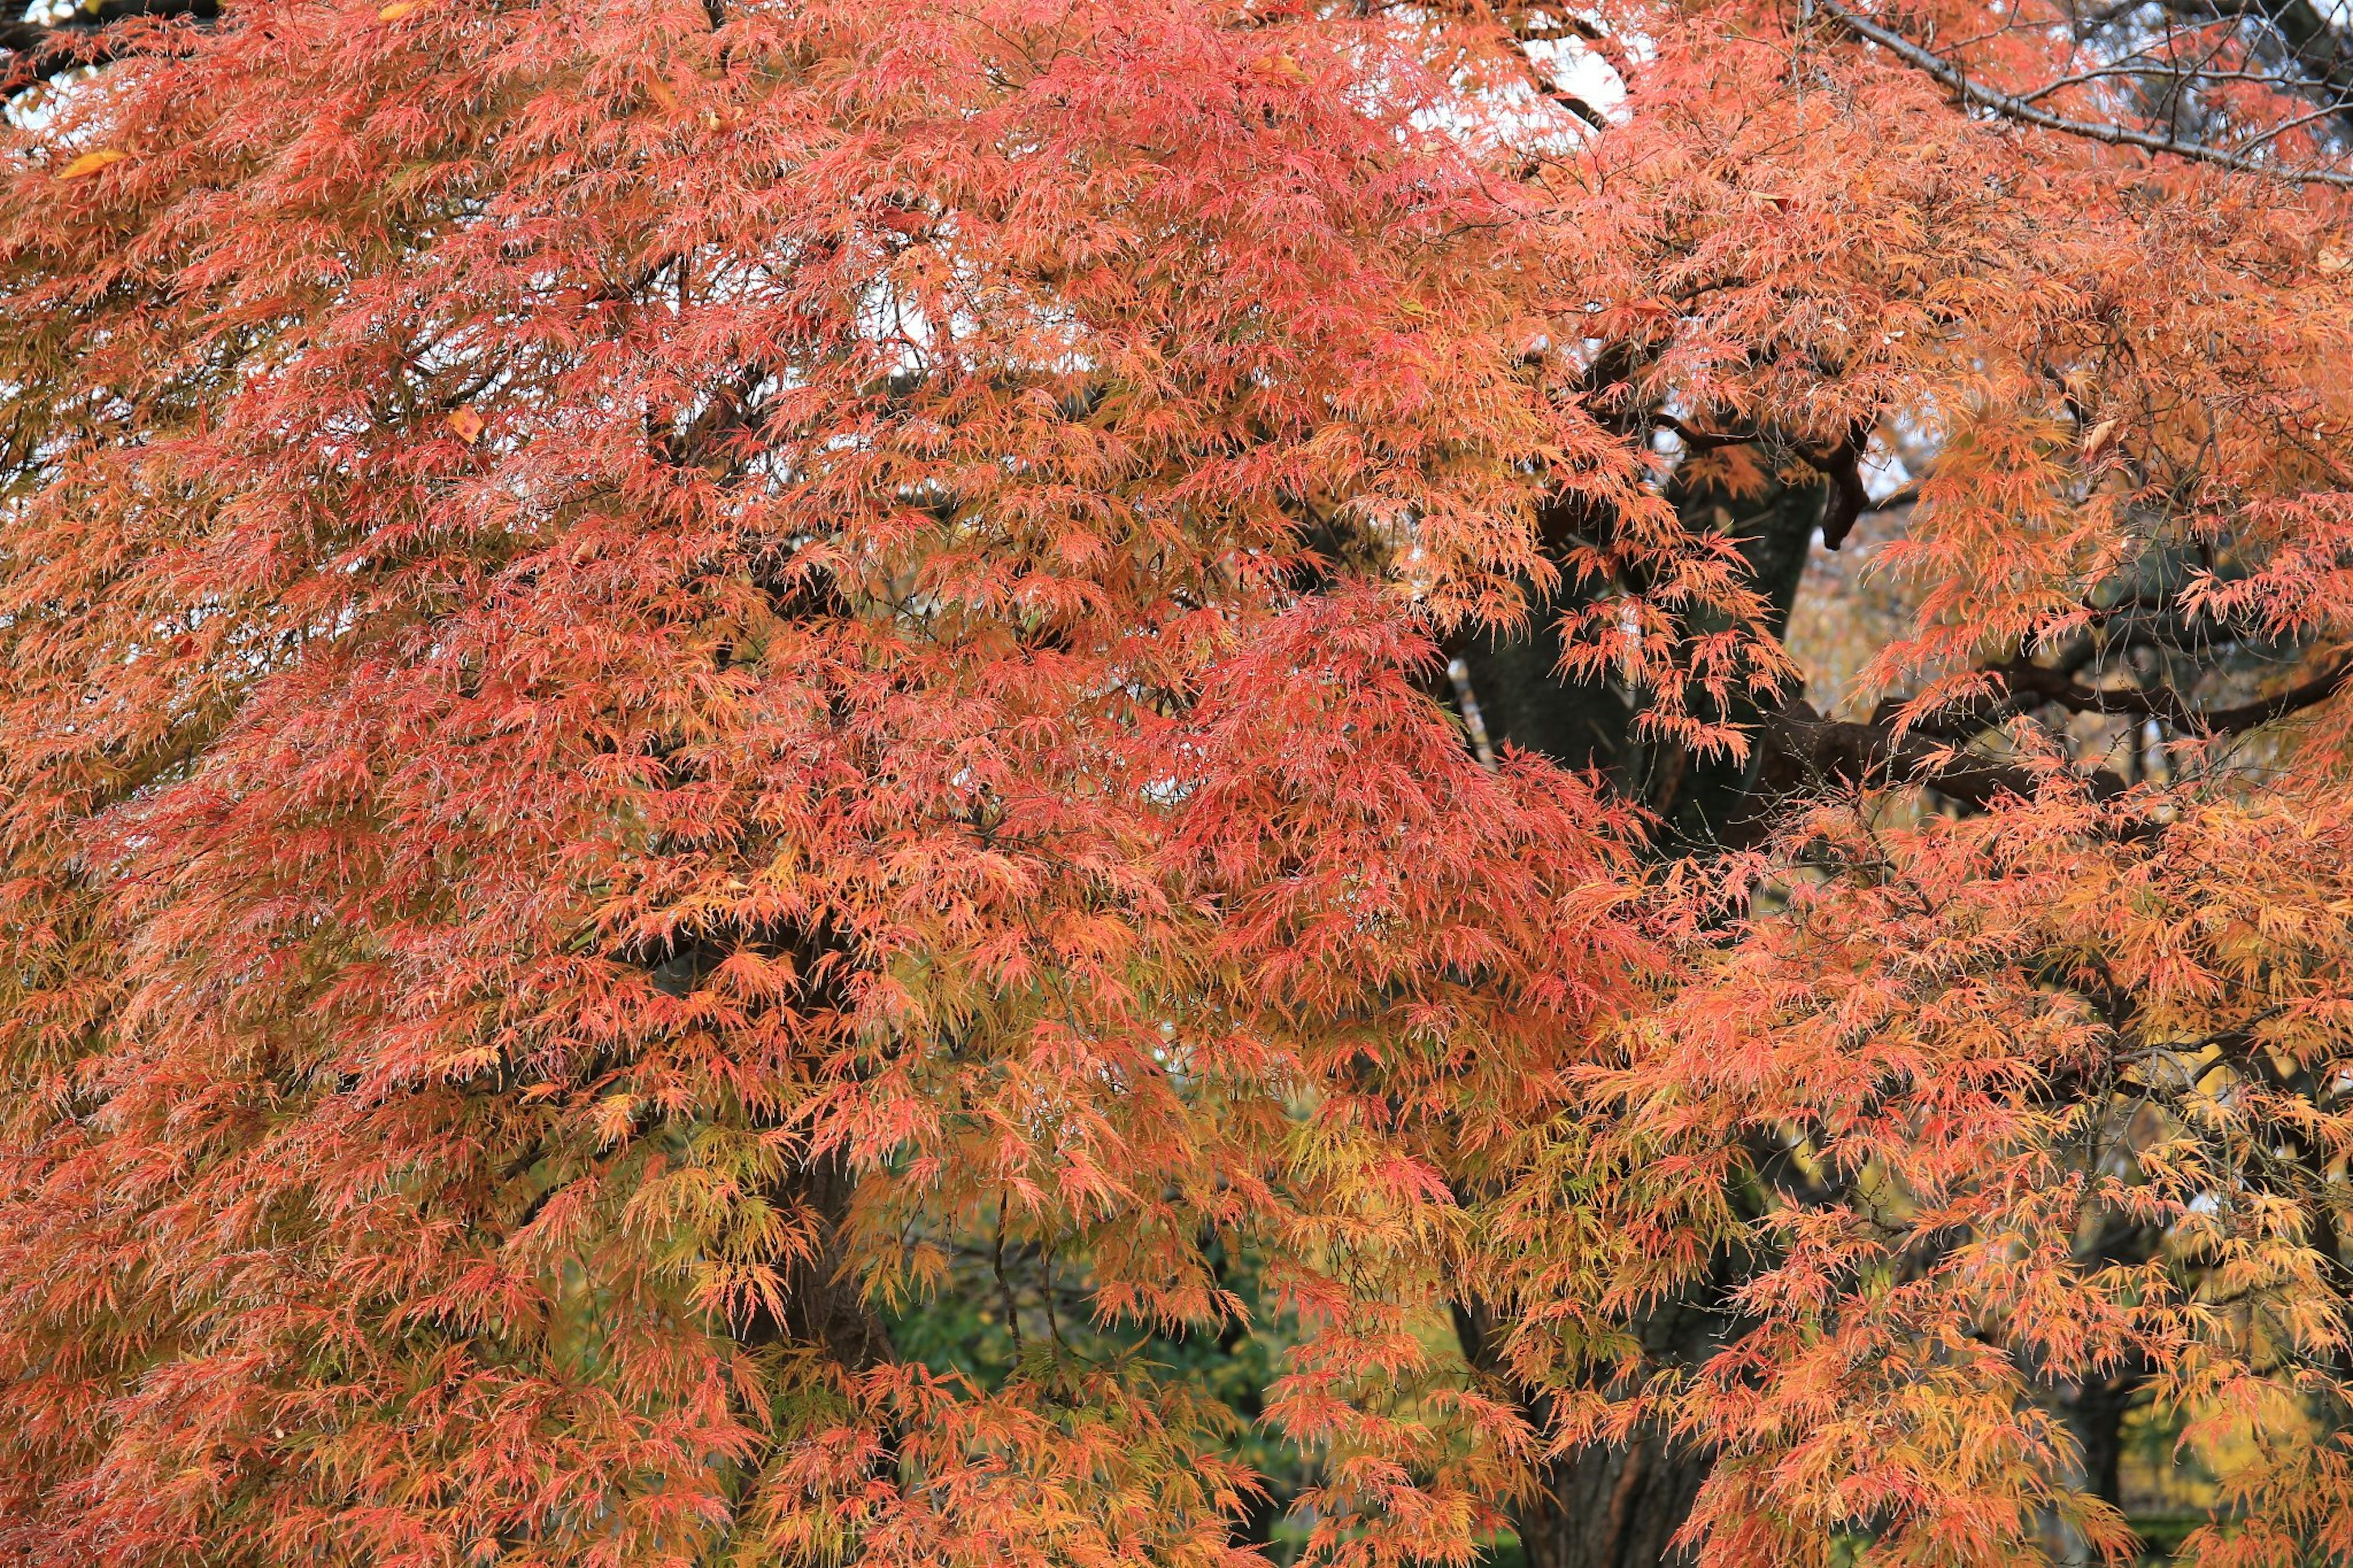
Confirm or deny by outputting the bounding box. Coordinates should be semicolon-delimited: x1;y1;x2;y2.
0;0;2348;1564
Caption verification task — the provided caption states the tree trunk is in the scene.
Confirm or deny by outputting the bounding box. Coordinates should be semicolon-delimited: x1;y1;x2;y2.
2060;1369;2137;1516
1447;468;1824;1568
650;930;894;1371
1512;1429;1711;1568
768;1144;896;1369
1455;1292;1724;1568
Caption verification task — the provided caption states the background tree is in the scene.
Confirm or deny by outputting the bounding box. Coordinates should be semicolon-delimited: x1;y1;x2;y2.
0;1;2349;1567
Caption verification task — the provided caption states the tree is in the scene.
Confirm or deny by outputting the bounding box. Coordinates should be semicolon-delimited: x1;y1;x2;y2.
0;0;2349;1564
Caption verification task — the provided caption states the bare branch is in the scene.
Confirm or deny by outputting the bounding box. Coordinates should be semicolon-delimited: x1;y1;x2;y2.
1966;650;2352;735
1742;697;2131;835
1493;14;1610;131
1816;0;2353;186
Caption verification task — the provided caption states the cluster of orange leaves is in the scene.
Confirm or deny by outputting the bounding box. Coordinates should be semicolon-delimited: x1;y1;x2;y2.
0;0;2349;1563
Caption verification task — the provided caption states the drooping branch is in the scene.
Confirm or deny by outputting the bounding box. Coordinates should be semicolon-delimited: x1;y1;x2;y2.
1816;0;2353;187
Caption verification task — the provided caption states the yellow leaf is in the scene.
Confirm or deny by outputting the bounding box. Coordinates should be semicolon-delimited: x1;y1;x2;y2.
445;407;484;442
377;1;422;20
56;149;126;181
2081;417;2119;463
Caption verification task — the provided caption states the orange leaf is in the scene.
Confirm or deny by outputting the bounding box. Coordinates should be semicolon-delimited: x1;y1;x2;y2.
444;407;484;442
55;150;127;181
1251;51;1306;84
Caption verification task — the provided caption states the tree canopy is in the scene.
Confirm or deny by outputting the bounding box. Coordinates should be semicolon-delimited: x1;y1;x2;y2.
1;0;2351;1564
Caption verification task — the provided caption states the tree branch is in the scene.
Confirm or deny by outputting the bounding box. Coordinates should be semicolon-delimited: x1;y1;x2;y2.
1495;15;1610;131
1;0;217;97
1816;0;2353;187
1797;417;1876;550
1656;414;1892;548
1752;696;2131;815
1955;650;2352;735
1728;651;2346;844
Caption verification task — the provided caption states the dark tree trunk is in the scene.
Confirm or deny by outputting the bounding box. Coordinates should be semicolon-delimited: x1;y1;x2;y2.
2045;1215;2159;1553
2061;1369;2137;1513
1513;1428;1710;1568
1446;466;1825;1568
1454;1291;1727;1568
767;1144;896;1369
650;928;895;1371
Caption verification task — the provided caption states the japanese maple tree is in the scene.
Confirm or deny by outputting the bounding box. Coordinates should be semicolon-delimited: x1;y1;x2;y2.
0;0;2349;1564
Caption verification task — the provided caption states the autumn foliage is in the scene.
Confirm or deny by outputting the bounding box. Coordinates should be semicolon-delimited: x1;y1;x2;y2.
1;0;2351;1563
